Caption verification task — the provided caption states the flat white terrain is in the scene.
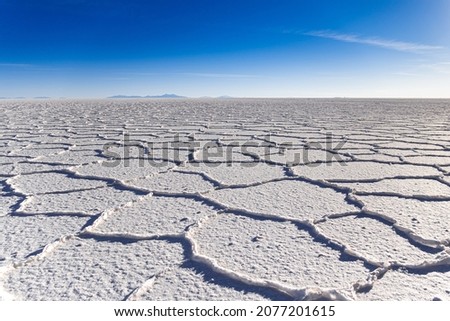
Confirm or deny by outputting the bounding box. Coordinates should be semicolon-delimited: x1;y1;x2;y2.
0;98;449;301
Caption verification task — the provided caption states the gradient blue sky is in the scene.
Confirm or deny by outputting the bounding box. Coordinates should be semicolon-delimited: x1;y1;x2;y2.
1;0;449;98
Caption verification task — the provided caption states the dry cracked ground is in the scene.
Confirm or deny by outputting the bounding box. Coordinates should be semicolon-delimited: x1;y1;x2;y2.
0;98;450;301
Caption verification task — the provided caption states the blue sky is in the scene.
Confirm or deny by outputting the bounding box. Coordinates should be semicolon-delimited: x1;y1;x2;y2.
0;0;449;98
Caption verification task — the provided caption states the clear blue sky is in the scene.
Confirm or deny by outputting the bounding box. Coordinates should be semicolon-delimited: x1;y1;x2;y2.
1;0;449;98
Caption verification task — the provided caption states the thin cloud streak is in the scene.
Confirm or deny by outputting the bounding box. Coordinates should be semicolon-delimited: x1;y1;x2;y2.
0;63;73;72
120;72;262;78
179;72;262;78
392;72;418;77
0;63;33;67
421;62;450;74
304;30;443;53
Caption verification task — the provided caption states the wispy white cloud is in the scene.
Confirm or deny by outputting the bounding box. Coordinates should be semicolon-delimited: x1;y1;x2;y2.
102;77;131;80
0;63;33;67
0;63;72;72
421;62;450;74
179;72;261;78
392;71;418;77
303;30;443;53
121;72;262;78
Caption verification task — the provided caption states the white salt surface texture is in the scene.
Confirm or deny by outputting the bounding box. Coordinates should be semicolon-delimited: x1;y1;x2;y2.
1;98;449;301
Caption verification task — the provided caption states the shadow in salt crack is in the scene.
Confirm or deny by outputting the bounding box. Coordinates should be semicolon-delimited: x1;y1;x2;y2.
171;238;293;301
174;170;223;188
79;215;101;231
394;265;450;275
24;247;45;259
4;197;27;216
282;166;296;177
151;191;227;213
78;233;292;300
0;180;7;193
1;180;21;196
312;234;376;270
180;260;293;301
77;233;141;245
357;212;444;255
45;169;150;196
289;221;378;271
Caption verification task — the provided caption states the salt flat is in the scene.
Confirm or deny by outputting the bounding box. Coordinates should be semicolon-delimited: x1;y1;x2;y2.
0;98;449;301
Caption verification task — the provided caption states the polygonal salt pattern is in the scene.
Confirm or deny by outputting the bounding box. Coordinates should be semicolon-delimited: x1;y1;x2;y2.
0;156;30;164
260;148;349;165
193;148;255;162
357;195;450;243
416;150;450;157
353;153;402;162
378;142;443;150
316;216;436;265
9;147;68;158
102;145;192;161
0;215;89;262
0;164;14;176
137;268;267;300
2;98;450;301
205;180;358;220
239;145;281;158
404;155;450;166
262;135;306;145
130;171;215;193
7;172;106;194
4;238;184;300
357;270;450;301
336;179;450;198
71;158;176;181
18;187;142;215
102;145;151;159
146;148;192;163
33;150;106;165
0;194;22;217
292;162;440;181
10;162;70;174
375;149;421;157
92;195;218;236
182;162;285;186
190;215;370;290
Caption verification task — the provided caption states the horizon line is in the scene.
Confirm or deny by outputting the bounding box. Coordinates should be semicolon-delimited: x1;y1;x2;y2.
2;96;450;100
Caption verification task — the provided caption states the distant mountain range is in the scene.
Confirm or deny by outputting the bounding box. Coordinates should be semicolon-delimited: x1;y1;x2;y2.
108;94;187;99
